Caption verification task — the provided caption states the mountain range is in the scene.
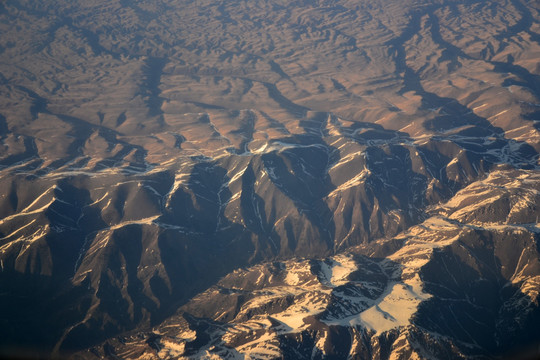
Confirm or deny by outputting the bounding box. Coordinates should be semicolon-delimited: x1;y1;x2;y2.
0;0;539;359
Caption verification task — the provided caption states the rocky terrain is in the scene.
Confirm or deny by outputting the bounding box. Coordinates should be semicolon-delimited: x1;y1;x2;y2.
74;169;540;359
0;0;539;359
